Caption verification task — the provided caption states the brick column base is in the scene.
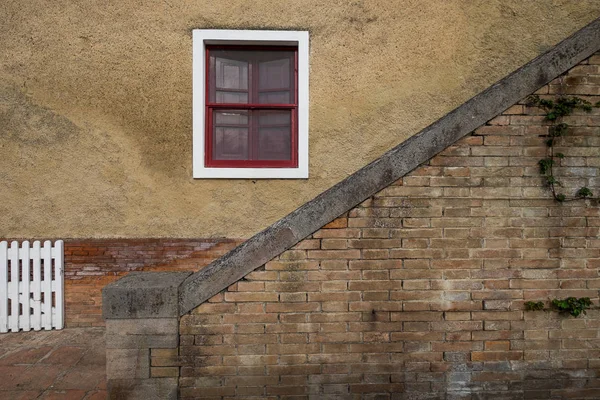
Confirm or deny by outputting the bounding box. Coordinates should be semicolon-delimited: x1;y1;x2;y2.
103;272;190;400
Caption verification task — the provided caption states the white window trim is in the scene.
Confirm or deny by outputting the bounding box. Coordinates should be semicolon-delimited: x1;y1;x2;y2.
192;29;309;179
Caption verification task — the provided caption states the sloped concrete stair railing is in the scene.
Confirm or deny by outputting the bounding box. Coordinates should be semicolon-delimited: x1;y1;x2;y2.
103;17;600;399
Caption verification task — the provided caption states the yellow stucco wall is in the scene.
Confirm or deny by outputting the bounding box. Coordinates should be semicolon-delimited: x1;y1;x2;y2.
1;1;598;238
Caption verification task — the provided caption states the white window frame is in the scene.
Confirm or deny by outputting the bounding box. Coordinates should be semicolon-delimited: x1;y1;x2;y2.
193;29;309;179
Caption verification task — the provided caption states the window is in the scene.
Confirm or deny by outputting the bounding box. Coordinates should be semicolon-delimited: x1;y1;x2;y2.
193;30;309;179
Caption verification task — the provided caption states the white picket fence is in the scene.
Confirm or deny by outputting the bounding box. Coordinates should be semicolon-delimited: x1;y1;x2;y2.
0;240;64;333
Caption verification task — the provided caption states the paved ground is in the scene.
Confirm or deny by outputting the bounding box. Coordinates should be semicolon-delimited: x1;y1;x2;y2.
0;327;106;399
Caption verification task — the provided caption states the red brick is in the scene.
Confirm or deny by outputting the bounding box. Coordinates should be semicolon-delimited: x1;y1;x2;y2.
223;292;279;302
323;216;348;229
307;250;362;259
471;351;523;361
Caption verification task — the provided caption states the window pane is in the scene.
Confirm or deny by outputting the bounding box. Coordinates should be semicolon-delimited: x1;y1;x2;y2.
256;110;292;161
213;110;249;160
210;54;249;103
258;54;294;104
215;110;248;125
258;91;291;104
215;91;248;104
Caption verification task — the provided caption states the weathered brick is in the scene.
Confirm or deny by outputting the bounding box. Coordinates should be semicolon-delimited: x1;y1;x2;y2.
313;228;362;238
151;366;179;377
307;250;362;259
265;303;320;313
321;239;348;249
471;351;523;361
223;292;279;302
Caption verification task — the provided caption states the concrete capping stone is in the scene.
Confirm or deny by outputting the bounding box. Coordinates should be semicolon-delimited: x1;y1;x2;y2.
103;272;191;319
179;17;600;315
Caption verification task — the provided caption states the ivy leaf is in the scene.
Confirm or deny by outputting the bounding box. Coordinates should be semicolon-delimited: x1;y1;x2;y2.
551;123;568;137
539;159;553;175
526;95;541;106
556;194;566;202
577;187;593;198
555;153;565;159
540;99;554;109
524;301;544;311
551;297;591;317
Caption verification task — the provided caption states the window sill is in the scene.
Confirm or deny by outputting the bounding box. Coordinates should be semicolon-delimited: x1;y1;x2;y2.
193;165;308;179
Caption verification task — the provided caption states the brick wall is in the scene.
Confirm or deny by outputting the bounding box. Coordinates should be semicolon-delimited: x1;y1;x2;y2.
179;53;600;399
1;238;242;327
66;239;242;327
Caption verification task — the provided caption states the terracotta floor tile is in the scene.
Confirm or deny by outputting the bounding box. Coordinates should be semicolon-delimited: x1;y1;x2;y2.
0;365;30;390
0;346;53;365
77;348;105;366
39;389;87;400
41;346;86;366
0;390;43;400
52;365;105;391
83;390;107;400
13;364;63;391
94;378;107;390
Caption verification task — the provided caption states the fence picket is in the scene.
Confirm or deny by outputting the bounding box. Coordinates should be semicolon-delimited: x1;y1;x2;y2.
31;241;42;331
0;241;7;333
9;241;19;332
54;240;64;329
20;241;31;331
42;241;52;331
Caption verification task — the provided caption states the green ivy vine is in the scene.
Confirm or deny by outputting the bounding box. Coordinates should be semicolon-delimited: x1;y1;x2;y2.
524;301;544;311
526;94;599;202
551;297;592;317
524;297;593;317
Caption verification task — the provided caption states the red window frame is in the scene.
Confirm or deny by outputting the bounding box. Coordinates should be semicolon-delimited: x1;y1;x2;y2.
205;45;299;168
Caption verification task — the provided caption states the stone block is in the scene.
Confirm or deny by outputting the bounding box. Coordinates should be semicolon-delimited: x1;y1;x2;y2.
103;272;191;319
108;378;178;400
107;348;150;379
106;318;179;336
105;334;178;349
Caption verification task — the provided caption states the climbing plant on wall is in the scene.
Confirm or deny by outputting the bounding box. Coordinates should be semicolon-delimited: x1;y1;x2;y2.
527;91;599;203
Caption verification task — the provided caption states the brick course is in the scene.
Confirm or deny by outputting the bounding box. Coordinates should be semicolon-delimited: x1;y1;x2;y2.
181;52;600;398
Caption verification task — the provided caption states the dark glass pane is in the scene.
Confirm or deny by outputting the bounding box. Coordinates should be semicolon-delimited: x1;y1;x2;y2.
215;110;248;125
258;54;294;104
213;110;249;160
258;91;291;104
210;54;249;103
256;110;292;161
258;110;290;125
215;90;248;104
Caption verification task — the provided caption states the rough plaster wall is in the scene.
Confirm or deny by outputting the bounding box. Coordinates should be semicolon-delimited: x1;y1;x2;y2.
0;0;598;238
